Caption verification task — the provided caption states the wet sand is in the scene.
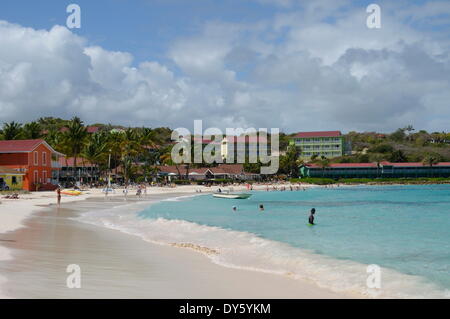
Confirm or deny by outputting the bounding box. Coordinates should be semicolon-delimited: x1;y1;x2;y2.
0;194;348;298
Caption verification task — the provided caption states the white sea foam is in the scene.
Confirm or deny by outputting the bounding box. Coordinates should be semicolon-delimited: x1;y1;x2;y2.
162;194;202;202
77;203;448;299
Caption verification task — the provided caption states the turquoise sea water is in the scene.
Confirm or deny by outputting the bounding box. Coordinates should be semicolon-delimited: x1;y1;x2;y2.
136;185;449;297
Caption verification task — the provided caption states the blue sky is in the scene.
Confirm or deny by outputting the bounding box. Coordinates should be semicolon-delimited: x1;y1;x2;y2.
1;0;288;63
1;0;425;65
0;0;449;132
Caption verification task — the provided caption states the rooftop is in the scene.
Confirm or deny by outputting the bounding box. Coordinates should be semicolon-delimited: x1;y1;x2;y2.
293;131;342;138
0;139;63;155
157;164;247;176
59;157;96;167
305;162;450;169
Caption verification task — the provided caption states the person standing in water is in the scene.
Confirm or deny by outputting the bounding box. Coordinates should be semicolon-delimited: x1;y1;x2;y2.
308;208;316;225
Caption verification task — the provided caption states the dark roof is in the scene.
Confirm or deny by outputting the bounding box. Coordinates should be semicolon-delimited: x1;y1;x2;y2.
59;157;96;167
0;139;63;155
306;162;450;168
87;126;100;133
293;131;342;138
157;164;249;176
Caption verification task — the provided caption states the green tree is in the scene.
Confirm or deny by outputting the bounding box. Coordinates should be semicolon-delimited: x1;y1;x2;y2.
390;128;406;142
368;143;394;154
315;156;330;177
160;145;183;179
119;128;141;184
280;145;300;177
23;122;42;139
422;154;439;177
2;122;23;140
389;150;407;163
63;117;88;173
82;132;109;180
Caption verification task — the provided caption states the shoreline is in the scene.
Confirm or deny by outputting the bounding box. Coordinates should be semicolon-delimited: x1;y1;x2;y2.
0;184;352;299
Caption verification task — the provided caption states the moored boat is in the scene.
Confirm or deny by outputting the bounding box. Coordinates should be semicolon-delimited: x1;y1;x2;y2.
212;193;252;199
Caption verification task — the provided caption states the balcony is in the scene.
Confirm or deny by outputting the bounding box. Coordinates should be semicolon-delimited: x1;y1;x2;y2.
52;161;62;169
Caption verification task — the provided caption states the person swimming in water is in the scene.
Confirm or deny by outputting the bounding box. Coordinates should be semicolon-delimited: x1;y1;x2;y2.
308;208;316;225
259;204;264;211
232;206;237;212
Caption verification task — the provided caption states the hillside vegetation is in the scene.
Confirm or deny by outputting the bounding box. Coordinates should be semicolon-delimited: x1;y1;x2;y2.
337;127;450;163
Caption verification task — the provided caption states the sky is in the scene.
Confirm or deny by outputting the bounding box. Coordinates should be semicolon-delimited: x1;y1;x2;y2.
0;0;449;133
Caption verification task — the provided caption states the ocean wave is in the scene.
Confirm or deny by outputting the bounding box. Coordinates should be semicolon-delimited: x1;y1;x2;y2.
77;205;448;299
162;194;203;202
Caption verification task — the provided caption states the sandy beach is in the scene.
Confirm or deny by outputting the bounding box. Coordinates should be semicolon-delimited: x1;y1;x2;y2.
0;184;351;299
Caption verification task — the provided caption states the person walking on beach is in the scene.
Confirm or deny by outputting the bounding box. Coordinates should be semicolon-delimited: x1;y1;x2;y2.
56;186;61;206
123;186;128;200
308;208;316;225
136;185;142;197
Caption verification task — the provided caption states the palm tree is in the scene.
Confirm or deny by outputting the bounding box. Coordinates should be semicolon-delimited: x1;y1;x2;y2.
422;155;439;177
404;125;415;141
63;117;88;175
160;146;182;179
2;122;23;140
46;128;68;155
23;122;42;139
140;127;161;149
119;128;141;184
372;154;385;178
82;132;109;182
107;130;125;179
316;156;330;177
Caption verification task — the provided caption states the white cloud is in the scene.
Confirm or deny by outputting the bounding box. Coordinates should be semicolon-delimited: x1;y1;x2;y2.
0;0;449;133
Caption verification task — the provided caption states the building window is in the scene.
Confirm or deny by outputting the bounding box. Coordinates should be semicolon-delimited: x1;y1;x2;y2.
43;171;47;183
34;151;39;166
42;152;47;166
12;176;17;184
34;170;39;183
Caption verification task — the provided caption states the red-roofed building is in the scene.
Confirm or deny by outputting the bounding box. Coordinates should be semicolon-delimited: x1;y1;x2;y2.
289;131;346;159
0;139;64;191
292;131;342;138
300;161;450;178
56;157;100;185
157;164;259;181
86;126;100;134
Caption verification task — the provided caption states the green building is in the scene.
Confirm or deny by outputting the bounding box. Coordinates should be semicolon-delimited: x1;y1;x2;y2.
289;131;345;160
300;162;450;179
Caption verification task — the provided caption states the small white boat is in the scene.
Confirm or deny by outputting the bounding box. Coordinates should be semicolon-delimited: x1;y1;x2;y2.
213;193;252;199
